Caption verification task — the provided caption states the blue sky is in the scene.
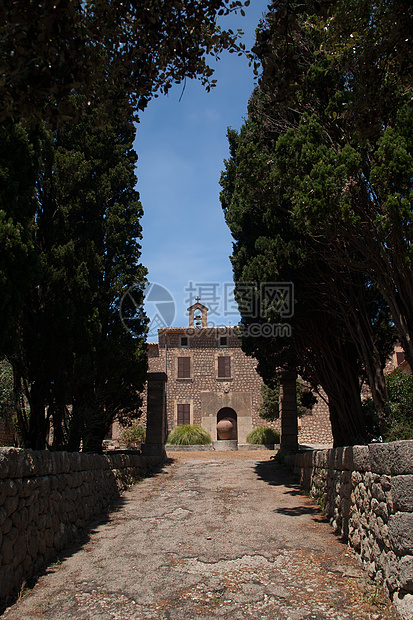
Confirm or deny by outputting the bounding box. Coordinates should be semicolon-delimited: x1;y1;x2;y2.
135;1;269;340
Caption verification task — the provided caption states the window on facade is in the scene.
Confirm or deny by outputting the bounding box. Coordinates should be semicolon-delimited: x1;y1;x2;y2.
218;356;231;378
180;336;188;347
178;357;191;378
177;404;190;425
396;351;405;365
219;336;227;347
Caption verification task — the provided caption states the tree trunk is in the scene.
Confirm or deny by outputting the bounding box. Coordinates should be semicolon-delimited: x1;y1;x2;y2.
27;379;49;450
279;370;298;451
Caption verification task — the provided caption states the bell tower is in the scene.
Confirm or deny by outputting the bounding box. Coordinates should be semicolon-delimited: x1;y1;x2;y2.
187;296;209;327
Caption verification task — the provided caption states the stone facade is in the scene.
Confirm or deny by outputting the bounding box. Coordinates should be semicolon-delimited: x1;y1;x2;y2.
141;301;334;446
293;440;413;610
298;392;332;446
0;419;15;448
150;325;263;444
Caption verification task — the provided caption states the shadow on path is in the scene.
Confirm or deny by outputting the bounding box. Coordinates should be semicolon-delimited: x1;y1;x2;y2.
254;459;330;522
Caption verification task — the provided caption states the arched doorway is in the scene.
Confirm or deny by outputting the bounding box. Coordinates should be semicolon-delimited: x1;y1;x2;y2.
217;407;238;441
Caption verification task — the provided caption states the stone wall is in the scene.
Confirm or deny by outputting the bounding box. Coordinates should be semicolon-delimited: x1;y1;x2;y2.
0;419;15;447
0;447;164;606
298;390;333;446
293;440;413;605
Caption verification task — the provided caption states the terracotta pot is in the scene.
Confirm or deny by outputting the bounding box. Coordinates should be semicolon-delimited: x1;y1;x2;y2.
217;419;233;440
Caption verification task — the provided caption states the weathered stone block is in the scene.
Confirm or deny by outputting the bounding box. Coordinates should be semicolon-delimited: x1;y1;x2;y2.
391;475;413;512
380;475;391;491
326;449;336;469
2;531;15;564
69;452;82;472
0;452;9;479
377;501;389;522
333;447;345;470
392;441;413;475
4;494;18;517
2;516;12;535
28;499;40;520
22;554;33;574
352;445;370;471
31;450;53;476
398;555;413;592
12;539;26;570
393;592;413;620
313;450;327;468
3;479;17;497
51;451;63;475
369;441;413;475
371;482;386;502
389;513;413;555
341;446;355;471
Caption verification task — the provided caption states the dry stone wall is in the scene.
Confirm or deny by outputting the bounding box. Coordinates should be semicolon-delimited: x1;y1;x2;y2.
0;447;163;606
293;440;413;605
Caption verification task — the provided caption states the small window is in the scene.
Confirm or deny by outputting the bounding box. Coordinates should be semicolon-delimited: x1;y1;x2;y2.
180;336;188;348
177;404;190;425
218;356;231;378
396;351;405;365
219;336;227;347
178;357;191;378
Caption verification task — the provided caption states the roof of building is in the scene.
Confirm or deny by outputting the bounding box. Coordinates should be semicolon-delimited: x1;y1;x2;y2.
158;325;236;334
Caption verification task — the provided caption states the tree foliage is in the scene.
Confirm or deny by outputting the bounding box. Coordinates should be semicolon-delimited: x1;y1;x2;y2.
0;122;41;354
258;379;317;421
0;359;14;422
121;420;146;447
7;97;148;452
363;369;413;442
0;0;250;124
220;0;411;446
221;100;394;445
253;0;413;368
0;1;257;452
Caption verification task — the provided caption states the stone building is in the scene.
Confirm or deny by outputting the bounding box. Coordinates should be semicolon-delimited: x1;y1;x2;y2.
0;419;15;447
142;300;334;446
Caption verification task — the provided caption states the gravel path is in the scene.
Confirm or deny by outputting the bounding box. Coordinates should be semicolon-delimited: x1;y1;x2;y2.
2;452;399;619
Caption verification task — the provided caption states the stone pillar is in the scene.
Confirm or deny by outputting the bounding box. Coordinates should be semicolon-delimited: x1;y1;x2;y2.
141;372;167;460
279;371;299;452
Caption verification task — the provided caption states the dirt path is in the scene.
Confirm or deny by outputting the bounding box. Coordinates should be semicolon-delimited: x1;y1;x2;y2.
3;452;399;619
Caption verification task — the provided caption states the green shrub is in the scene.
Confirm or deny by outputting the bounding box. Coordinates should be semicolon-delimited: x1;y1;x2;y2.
258;380;317;421
166;424;212;445
0;359;14;422
121;420;146;446
246;426;280;445
363;368;413;442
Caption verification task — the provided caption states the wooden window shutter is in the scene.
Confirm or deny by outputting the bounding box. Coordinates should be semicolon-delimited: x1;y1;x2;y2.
218;356;231;378
178;357;190;378
177;404;190;425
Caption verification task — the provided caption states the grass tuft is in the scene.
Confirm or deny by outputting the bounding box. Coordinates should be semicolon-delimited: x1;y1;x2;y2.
166;424;212;445
246;426;280;445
